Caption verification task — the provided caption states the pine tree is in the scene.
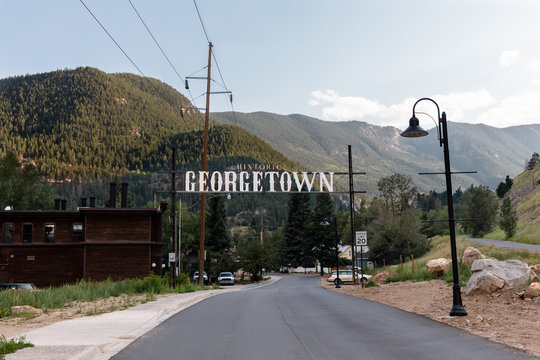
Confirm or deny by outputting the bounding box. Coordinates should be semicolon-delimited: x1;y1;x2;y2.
304;193;335;275
281;192;311;268
205;195;231;258
499;197;517;239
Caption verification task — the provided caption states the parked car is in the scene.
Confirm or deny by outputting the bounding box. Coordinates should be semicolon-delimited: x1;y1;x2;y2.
327;270;371;285
217;272;235;286
193;271;208;284
0;283;36;291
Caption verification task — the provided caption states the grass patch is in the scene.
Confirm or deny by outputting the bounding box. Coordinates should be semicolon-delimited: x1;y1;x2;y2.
363;279;379;288
0;274;210;319
0;335;33;359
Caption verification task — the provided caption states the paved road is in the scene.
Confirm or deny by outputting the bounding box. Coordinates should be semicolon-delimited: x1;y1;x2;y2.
468;236;540;253
112;275;536;360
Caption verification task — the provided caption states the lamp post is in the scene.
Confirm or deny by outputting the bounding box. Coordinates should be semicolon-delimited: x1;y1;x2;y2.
401;97;467;317
321;216;340;288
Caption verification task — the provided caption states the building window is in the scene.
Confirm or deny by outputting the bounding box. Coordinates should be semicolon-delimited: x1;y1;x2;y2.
44;224;55;243
72;223;83;235
3;224;14;243
22;224;32;243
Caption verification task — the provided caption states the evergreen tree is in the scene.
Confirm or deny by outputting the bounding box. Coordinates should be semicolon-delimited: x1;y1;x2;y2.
499;197;517;239
281;191;311;267
205;195;231;258
304;193;335;276
526;152;540;170
496;175;513;198
459;185;499;237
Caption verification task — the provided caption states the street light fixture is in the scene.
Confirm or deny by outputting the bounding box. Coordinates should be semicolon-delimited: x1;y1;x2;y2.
401;97;467;317
321;216;341;289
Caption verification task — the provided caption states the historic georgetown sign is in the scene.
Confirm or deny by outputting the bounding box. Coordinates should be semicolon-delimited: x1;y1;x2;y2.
184;170;335;193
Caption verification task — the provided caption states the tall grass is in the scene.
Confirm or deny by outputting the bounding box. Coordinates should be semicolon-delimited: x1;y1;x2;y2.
386;235;540;285
0;274;207;318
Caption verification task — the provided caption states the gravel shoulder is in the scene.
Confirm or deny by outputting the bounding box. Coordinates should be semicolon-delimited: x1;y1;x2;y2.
321;278;540;358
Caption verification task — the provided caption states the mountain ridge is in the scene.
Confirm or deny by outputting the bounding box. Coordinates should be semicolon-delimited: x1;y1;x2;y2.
211;111;540;194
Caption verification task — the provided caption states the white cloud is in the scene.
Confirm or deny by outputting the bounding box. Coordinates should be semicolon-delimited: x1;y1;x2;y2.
309;89;496;128
529;60;540;72
476;91;540;127
500;50;520;67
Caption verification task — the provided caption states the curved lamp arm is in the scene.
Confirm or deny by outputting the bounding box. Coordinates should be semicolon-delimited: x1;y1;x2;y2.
412;97;444;147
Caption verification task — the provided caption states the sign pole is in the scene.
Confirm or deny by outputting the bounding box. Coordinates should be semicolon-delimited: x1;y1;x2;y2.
348;145;357;284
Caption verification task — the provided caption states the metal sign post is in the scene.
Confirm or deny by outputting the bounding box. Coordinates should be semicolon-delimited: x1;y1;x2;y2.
356;231;367;288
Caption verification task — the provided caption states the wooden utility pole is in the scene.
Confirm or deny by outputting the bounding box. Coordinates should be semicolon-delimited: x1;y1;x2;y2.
170;147;176;286
198;42;213;285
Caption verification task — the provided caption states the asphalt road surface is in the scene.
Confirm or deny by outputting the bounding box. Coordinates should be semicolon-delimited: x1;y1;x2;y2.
469;236;540;253
112;275;536;360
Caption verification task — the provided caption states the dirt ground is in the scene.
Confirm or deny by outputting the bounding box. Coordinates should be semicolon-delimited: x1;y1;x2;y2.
321;278;540;358
1;279;538;358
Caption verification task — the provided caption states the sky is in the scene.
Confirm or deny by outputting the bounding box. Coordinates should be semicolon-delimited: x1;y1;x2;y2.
2;0;540;130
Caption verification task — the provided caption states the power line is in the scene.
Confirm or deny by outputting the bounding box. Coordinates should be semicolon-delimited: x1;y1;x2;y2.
191;0;236;123
80;0;195;131
79;0;146;77
192;0;211;43
128;0;203;129
128;0;184;83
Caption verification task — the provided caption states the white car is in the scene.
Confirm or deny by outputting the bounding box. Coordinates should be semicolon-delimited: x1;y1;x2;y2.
327;270;371;285
217;272;235;286
193;271;208;284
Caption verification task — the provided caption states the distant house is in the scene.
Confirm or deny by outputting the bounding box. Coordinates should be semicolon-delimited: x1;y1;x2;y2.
0;183;164;287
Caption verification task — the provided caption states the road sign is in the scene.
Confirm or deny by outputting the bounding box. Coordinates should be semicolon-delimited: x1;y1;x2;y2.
168;252;176;263
355;231;367;246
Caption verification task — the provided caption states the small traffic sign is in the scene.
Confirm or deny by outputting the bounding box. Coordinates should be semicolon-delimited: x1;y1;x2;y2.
355;231;367;246
168;252;176;263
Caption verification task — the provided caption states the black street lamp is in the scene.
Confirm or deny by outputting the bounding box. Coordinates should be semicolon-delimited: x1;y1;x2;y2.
321;216;341;288
401;97;467;317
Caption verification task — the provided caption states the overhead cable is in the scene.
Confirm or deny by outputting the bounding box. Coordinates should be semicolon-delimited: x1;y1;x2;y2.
79;0;145;77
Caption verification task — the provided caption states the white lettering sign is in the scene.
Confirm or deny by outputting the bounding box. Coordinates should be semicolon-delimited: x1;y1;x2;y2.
184;171;335;193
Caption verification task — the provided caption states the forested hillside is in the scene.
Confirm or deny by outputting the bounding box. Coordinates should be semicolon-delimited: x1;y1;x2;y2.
0;67;298;182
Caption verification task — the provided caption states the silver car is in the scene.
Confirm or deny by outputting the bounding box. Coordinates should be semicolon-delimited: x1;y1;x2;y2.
217;272;235;286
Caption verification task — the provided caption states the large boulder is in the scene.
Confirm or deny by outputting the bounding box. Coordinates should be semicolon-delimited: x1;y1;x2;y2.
426;258;451;277
462;247;486;267
465;259;531;295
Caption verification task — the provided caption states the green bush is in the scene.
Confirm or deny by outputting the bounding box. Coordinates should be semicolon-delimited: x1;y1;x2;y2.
364;279;379;288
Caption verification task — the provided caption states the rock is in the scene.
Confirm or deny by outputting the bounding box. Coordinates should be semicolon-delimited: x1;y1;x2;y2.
531;264;540;274
462;247;486;267
426;258;451;276
530;270;540;283
524;282;540;299
465;259;531;295
371;271;398;284
11;305;43;315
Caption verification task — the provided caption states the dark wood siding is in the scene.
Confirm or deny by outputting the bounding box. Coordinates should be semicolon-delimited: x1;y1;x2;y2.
0;245;84;287
85;215;151;242
85;245;150;281
0;209;163;287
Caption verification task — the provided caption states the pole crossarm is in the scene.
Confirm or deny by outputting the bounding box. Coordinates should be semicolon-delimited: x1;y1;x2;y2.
419;171;477;175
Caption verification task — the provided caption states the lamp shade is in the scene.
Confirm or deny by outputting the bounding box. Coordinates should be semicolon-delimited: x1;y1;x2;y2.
320;218;330;226
401;115;428;138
